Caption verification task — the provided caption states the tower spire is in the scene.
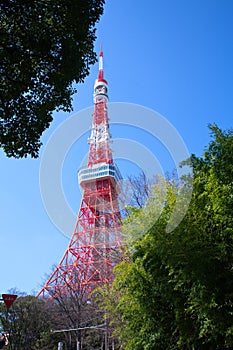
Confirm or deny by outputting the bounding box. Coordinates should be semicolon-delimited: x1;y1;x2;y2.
97;45;107;84
90;47;111;166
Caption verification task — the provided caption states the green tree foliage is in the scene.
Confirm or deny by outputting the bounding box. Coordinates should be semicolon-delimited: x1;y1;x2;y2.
0;0;105;158
103;125;233;349
0;292;108;349
0;295;59;349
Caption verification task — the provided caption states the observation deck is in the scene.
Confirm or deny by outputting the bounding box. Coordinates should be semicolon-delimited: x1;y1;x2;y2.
78;163;122;186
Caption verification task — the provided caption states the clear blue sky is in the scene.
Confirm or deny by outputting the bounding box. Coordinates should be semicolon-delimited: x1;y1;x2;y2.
0;0;232;295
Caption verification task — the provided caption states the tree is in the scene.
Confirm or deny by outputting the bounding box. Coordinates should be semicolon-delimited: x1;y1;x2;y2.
126;171;151;208
0;294;58;349
0;0;105;158
38;275;108;349
103;125;233;349
0;289;108;349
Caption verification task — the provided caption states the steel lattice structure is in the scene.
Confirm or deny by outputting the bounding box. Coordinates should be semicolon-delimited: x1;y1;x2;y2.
37;49;123;299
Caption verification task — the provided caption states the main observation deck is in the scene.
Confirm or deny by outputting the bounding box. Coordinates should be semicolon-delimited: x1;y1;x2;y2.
78;163;122;186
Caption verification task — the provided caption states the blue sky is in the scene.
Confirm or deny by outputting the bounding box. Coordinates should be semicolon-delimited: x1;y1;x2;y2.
0;0;232;295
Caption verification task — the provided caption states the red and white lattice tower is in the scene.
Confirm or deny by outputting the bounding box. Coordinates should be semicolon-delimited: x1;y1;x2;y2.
37;49;122;298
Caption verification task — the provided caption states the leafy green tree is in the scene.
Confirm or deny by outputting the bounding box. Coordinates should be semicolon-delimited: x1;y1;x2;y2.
103;125;233;349
0;290;107;349
0;295;59;349
0;0;104;158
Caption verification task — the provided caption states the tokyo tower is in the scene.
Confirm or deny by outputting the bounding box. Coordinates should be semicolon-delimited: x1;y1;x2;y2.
37;48;123;299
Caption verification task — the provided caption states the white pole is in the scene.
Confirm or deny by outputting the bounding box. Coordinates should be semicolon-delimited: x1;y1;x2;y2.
105;323;108;350
58;342;63;350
